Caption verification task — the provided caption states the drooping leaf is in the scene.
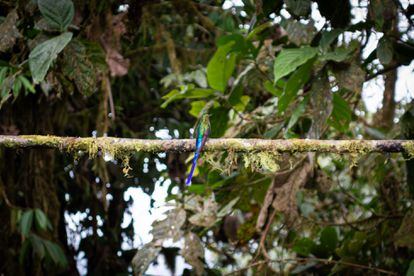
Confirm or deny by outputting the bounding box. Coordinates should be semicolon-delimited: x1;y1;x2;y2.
29;32;73;83
273;46;318;84
181;232;205;275
377;37;394;65
18;75;36;94
132;244;161;276
38;0;74;31
43;240;68;267
207;41;237;92
30;233;46;259
217;197;239;218
34;209;50;231
19;210;34;237
151;208;186;242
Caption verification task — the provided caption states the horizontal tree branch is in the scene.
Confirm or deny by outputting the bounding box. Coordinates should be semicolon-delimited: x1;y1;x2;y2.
0;135;413;156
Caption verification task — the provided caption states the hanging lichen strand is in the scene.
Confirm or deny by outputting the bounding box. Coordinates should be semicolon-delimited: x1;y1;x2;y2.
0;135;413;157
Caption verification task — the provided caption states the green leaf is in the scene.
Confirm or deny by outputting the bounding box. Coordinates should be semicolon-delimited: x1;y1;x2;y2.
273;46;318;84
228;85;250;112
264;80;281;97
43;240;68;267
285;0;311;17
320;43;358;62
319;29;343;51
207;41;237;92
161;86;215;108
217;197;239;218
19;239;31;264
0;67;8;85
406;260;414;276
292;237;316;256
286;96;308;130
29;32;73;83
34;209;49;231
319;226;338;253
18;75;36;94
30;234;45;259
187;184;206;195
19;210;34;237
189;101;206;118
38;0;74;31
377;37;394;65
12;77;22;97
210;106;228;137
328;93;352;132
246;22;273;40
279;58;314;113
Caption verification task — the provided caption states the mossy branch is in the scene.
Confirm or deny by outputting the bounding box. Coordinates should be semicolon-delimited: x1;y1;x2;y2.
0;135;413;157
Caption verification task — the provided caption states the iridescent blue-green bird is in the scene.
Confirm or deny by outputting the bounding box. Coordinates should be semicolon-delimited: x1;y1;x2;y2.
186;113;210;185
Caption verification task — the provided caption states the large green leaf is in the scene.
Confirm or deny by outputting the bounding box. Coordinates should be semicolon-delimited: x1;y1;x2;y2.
273;47;318;84
29;32;73;83
38;0;74;31
278;58;314;113
207;41;237;92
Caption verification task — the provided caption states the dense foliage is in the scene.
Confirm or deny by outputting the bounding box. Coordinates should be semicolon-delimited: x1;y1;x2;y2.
1;0;414;274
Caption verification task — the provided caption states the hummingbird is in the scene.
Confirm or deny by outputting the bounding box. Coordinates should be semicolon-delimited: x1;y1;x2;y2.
186;112;210;186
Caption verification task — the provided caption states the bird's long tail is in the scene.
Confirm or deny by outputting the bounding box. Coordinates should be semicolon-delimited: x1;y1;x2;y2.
185;151;200;186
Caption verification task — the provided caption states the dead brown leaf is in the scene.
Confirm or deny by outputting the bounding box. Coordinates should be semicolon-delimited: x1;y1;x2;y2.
0;10;21;53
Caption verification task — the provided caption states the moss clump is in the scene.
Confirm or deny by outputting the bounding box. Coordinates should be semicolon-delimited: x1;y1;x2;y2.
403;141;414;159
243;151;280;172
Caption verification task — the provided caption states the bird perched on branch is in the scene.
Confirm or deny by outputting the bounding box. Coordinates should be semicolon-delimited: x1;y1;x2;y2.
186;112;210;186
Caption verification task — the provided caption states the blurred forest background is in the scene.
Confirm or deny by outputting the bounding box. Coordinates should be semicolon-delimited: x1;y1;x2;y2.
1;0;414;275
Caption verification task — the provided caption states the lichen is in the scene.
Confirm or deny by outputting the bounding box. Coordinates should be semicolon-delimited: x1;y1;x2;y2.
243;151;280;172
403;141;414;159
